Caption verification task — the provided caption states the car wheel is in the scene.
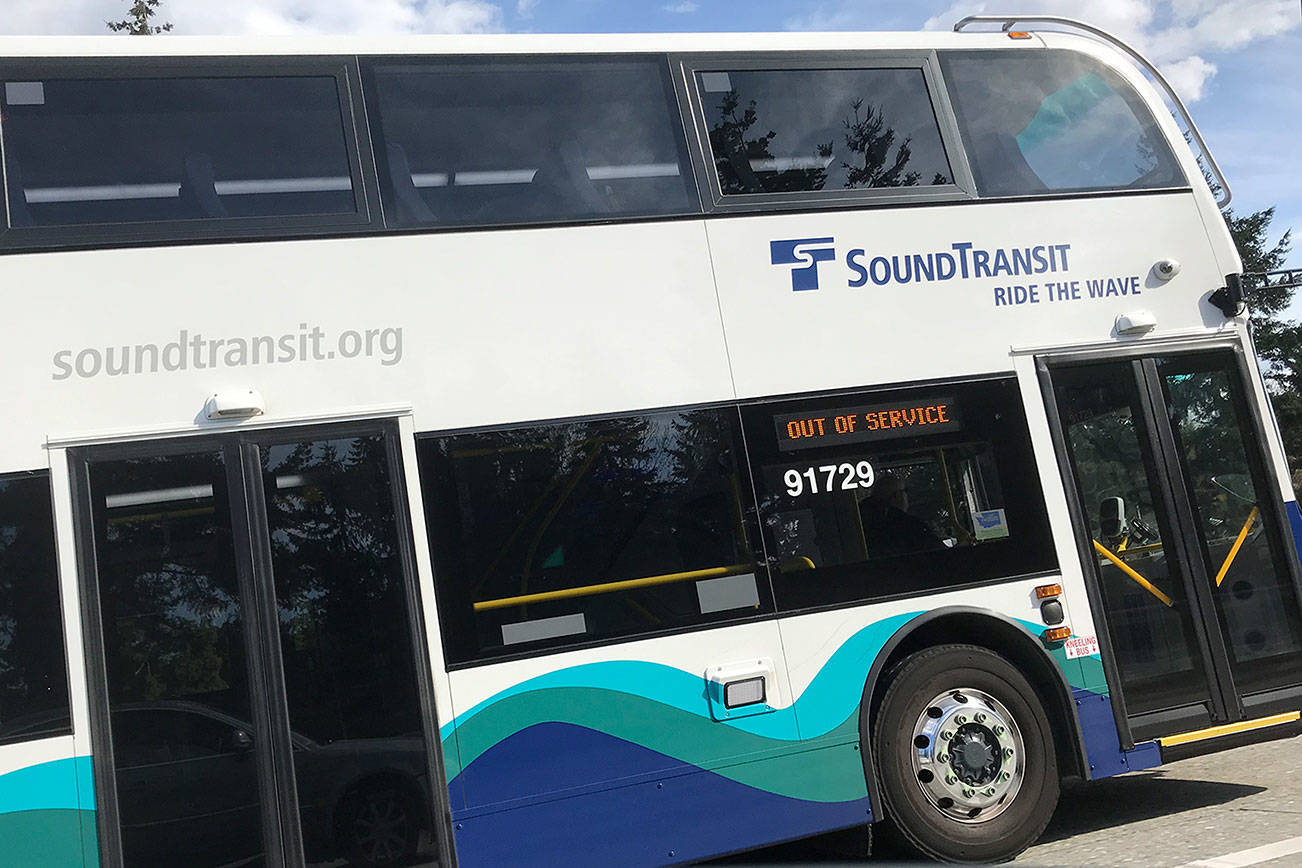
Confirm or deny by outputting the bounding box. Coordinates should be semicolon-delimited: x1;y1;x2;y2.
338;782;420;868
871;644;1059;863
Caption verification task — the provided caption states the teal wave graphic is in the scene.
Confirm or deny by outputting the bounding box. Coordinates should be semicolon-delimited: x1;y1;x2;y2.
444;610;1104;799
0;755;93;814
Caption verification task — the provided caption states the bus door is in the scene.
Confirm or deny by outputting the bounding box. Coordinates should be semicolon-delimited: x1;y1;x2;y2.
1044;348;1302;743
69;422;450;868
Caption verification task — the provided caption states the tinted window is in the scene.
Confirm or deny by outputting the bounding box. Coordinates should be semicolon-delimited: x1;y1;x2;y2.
0;472;70;743
2;74;357;227
941;50;1184;196
364;57;697;228
419;409;768;664
741;379;1055;611
697;67;954;196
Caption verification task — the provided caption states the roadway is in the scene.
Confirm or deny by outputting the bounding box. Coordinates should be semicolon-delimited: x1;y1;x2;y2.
717;730;1302;866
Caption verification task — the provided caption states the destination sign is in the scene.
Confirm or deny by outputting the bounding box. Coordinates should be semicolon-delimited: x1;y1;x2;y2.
774;396;961;452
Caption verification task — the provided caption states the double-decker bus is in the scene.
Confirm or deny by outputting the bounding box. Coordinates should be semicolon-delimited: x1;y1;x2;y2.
0;15;1297;867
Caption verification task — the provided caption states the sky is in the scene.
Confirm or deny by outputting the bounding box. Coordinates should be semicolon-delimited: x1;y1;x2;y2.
2;0;1299;275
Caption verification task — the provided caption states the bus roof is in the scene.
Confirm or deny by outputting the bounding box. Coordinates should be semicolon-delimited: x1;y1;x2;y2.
0;30;1070;57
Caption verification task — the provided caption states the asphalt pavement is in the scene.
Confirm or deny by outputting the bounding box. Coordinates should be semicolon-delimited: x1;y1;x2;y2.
716;730;1302;867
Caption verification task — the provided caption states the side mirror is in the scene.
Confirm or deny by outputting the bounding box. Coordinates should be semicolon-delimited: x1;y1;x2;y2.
230;729;254;752
1099;496;1126;541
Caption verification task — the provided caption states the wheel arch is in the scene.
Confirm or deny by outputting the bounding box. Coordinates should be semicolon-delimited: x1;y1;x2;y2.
857;606;1089;817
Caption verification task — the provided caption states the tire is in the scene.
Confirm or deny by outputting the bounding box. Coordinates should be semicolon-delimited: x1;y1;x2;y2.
871;644;1059;863
337;781;421;867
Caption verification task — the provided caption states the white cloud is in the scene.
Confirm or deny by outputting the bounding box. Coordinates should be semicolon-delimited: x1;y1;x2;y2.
516;0;538;19
0;0;506;35
921;0;1300;102
663;1;699;12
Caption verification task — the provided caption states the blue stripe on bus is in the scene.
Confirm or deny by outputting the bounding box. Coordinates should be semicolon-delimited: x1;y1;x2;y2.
448;721;871;867
1286;501;1302;570
1073;688;1160;779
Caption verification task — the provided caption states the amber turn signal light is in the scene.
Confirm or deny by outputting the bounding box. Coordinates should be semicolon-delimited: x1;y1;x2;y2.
1042;627;1072;643
1035;583;1063;599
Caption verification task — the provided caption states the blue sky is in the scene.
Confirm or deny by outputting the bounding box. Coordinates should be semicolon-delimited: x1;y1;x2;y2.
6;0;1300;274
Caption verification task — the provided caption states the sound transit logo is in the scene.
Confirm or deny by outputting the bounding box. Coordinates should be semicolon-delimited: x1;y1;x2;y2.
769;237;835;292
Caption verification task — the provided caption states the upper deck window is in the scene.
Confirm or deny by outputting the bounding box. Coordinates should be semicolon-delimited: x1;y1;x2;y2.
940;50;1185;196
695;66;955;197
362;57;697;228
1;73;358;228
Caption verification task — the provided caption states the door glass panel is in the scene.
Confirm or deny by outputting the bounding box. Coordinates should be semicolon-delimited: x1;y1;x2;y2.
262;435;436;868
1160;355;1302;693
1053;363;1212;715
89;451;267;868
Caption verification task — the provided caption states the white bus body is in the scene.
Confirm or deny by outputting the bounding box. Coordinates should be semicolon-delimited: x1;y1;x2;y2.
0;25;1297;868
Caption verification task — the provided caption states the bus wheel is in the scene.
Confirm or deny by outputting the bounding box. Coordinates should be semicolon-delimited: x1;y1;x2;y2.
872;644;1059;863
337;781;420;867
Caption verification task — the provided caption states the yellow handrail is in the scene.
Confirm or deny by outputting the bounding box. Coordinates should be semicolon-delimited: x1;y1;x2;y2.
1093;540;1174;608
473;563;754;612
1214;506;1259;587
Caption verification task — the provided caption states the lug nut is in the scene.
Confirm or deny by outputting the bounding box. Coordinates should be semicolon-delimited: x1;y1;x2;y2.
993;724;1005;736
940;729;953;740
945;774;958;785
955;714;968;724
937;753;949;763
975;712;987;723
1000;771;1011;782
963;788;975;798
984;787;996;797
1003;747;1015;759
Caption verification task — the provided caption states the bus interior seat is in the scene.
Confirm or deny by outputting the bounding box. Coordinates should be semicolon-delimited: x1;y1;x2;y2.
385;143;436;225
978;133;1049;196
178;153;229;218
4;159;34;227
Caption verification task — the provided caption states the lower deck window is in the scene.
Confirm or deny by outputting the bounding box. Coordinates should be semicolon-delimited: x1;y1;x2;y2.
418;408;768;665
0;472;70;743
741;378;1056;610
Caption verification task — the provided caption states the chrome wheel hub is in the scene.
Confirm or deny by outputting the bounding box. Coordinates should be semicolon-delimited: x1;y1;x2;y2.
909;687;1025;823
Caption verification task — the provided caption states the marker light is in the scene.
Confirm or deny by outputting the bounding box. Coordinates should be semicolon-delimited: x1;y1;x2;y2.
1035;583;1063;599
1007;31;1032;39
723;676;767;709
1042;627;1072;643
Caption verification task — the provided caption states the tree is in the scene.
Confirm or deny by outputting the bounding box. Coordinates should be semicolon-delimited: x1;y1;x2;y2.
1229;207;1300;494
107;0;172;35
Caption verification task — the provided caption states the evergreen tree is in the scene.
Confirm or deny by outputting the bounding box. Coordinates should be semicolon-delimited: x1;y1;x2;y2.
1230;207;1300;494
107;0;173;35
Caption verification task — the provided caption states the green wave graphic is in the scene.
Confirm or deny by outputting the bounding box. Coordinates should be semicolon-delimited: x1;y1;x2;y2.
0;809;97;868
450;685;867;802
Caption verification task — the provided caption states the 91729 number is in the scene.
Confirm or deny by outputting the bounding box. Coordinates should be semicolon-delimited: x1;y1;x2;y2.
783;461;875;497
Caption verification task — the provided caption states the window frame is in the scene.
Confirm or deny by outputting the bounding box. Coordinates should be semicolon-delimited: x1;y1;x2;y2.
414;402;778;669
358;52;704;231
0;468;73;747
673;50;977;212
0;56;379;251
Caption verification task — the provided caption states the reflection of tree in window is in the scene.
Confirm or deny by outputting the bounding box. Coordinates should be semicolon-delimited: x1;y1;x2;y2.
263;436;419;743
709;89;832;194
709;86;948;194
